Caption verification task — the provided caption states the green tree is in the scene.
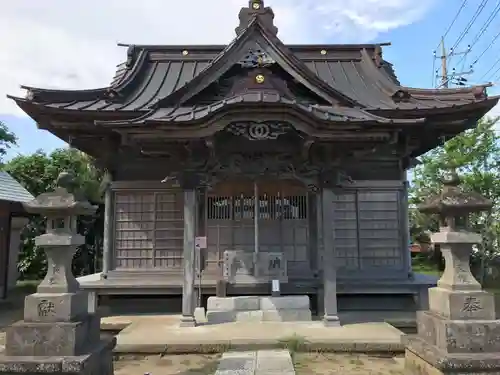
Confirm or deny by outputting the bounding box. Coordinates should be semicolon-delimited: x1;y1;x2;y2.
410;116;500;280
3;148;104;280
0;121;17;163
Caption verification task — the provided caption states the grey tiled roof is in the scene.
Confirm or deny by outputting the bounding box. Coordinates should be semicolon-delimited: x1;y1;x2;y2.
0;171;34;203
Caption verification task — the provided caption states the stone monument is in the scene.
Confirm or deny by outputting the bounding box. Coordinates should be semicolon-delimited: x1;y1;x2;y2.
206;250;312;323
0;172;115;375
404;168;500;374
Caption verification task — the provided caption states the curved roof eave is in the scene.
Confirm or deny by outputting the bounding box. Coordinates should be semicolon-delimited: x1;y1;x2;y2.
94;94;424;130
359;49;492;102
17;85;109;103
108;49;149;94
7;95;146;122
10;49;149;105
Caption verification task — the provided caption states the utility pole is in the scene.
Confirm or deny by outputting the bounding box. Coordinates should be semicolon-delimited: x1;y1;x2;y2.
434;37;473;88
441;37;449;88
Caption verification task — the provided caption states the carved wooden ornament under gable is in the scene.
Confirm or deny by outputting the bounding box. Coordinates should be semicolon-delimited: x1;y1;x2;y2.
226;121;291;140
238;42;275;68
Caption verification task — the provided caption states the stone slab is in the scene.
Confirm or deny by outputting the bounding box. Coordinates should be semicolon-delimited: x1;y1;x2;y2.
405;335;500;374
236;310;265;322
206;295;312;323
260;296;310;310
255;349;295;375
194;307;206;323
215;351;256;375
0;337;115;375
262;309;312;322
24;291;89;323
428;287;496;320
214;350;295;375
416;310;500;354
207;296;261;312
207;309;312;324
114;318;404;354
207;310;236;324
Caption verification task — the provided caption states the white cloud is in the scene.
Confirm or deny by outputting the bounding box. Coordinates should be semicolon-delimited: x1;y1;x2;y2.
0;0;435;116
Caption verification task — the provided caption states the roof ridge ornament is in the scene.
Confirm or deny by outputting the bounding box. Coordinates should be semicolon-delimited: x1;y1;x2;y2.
235;0;278;36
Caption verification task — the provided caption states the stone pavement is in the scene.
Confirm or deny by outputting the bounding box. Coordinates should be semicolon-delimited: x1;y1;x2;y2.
215;350;295;375
114;314;404;354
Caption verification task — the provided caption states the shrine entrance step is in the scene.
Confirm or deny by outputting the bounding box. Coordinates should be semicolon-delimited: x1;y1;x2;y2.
205;295;312;324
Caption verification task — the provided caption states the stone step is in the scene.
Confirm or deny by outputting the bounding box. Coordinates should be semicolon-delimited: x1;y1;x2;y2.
206;296;312;324
214;350;295;375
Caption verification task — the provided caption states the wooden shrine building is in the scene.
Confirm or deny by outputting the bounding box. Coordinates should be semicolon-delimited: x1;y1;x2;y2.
9;0;499;318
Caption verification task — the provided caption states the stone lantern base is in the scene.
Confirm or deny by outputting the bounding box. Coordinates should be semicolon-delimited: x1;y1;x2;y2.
405;334;500;374
0;291;115;375
0;337;115;375
404;289;500;375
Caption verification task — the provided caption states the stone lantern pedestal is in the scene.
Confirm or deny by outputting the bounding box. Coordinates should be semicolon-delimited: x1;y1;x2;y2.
405;170;500;374
0;173;115;375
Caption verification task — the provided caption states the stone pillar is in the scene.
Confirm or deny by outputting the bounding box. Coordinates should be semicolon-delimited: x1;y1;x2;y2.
7;217;29;291
321;188;340;326
101;179;114;279
180;189;197;327
0;172;115;375
405;169;500;374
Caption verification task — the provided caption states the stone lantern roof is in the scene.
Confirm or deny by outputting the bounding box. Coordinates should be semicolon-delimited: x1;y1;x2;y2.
418;168;492;218
22;172;97;216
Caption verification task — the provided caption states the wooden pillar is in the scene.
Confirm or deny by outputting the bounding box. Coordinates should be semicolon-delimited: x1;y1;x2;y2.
402;177;412;276
180;189;197;327
101;179;114;279
321;188;341;326
315;193;325;318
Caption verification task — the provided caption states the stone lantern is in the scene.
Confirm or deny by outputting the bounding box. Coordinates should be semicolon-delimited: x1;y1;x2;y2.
0;172;115;375
405;168;500;375
26;172;97;296
418;168;492;292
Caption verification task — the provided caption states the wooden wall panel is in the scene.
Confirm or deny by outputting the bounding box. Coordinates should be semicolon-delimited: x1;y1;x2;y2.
357;191;403;270
113;190;184;270
325;182;407;278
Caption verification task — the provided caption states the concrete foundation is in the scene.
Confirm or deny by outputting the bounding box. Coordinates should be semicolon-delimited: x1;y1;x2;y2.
206;295;312;324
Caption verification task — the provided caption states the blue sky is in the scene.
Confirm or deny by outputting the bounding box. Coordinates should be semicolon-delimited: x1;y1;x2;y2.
1;0;499;160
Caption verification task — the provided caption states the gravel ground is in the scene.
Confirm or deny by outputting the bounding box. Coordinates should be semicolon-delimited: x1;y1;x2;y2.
113;353;405;375
114;354;221;375
293;353;405;375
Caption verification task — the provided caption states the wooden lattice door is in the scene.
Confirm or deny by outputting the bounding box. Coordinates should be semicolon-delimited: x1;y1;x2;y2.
114;190;184;270
205;179;310;280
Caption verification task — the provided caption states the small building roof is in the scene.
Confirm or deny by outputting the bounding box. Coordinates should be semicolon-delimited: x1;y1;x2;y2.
0;171;34;204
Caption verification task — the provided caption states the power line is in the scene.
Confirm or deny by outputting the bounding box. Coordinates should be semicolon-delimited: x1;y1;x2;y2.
491;63;500;81
471;29;500;68
431;0;468;86
481;54;500;80
434;0;469;51
449;0;489;53
454;1;500;68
